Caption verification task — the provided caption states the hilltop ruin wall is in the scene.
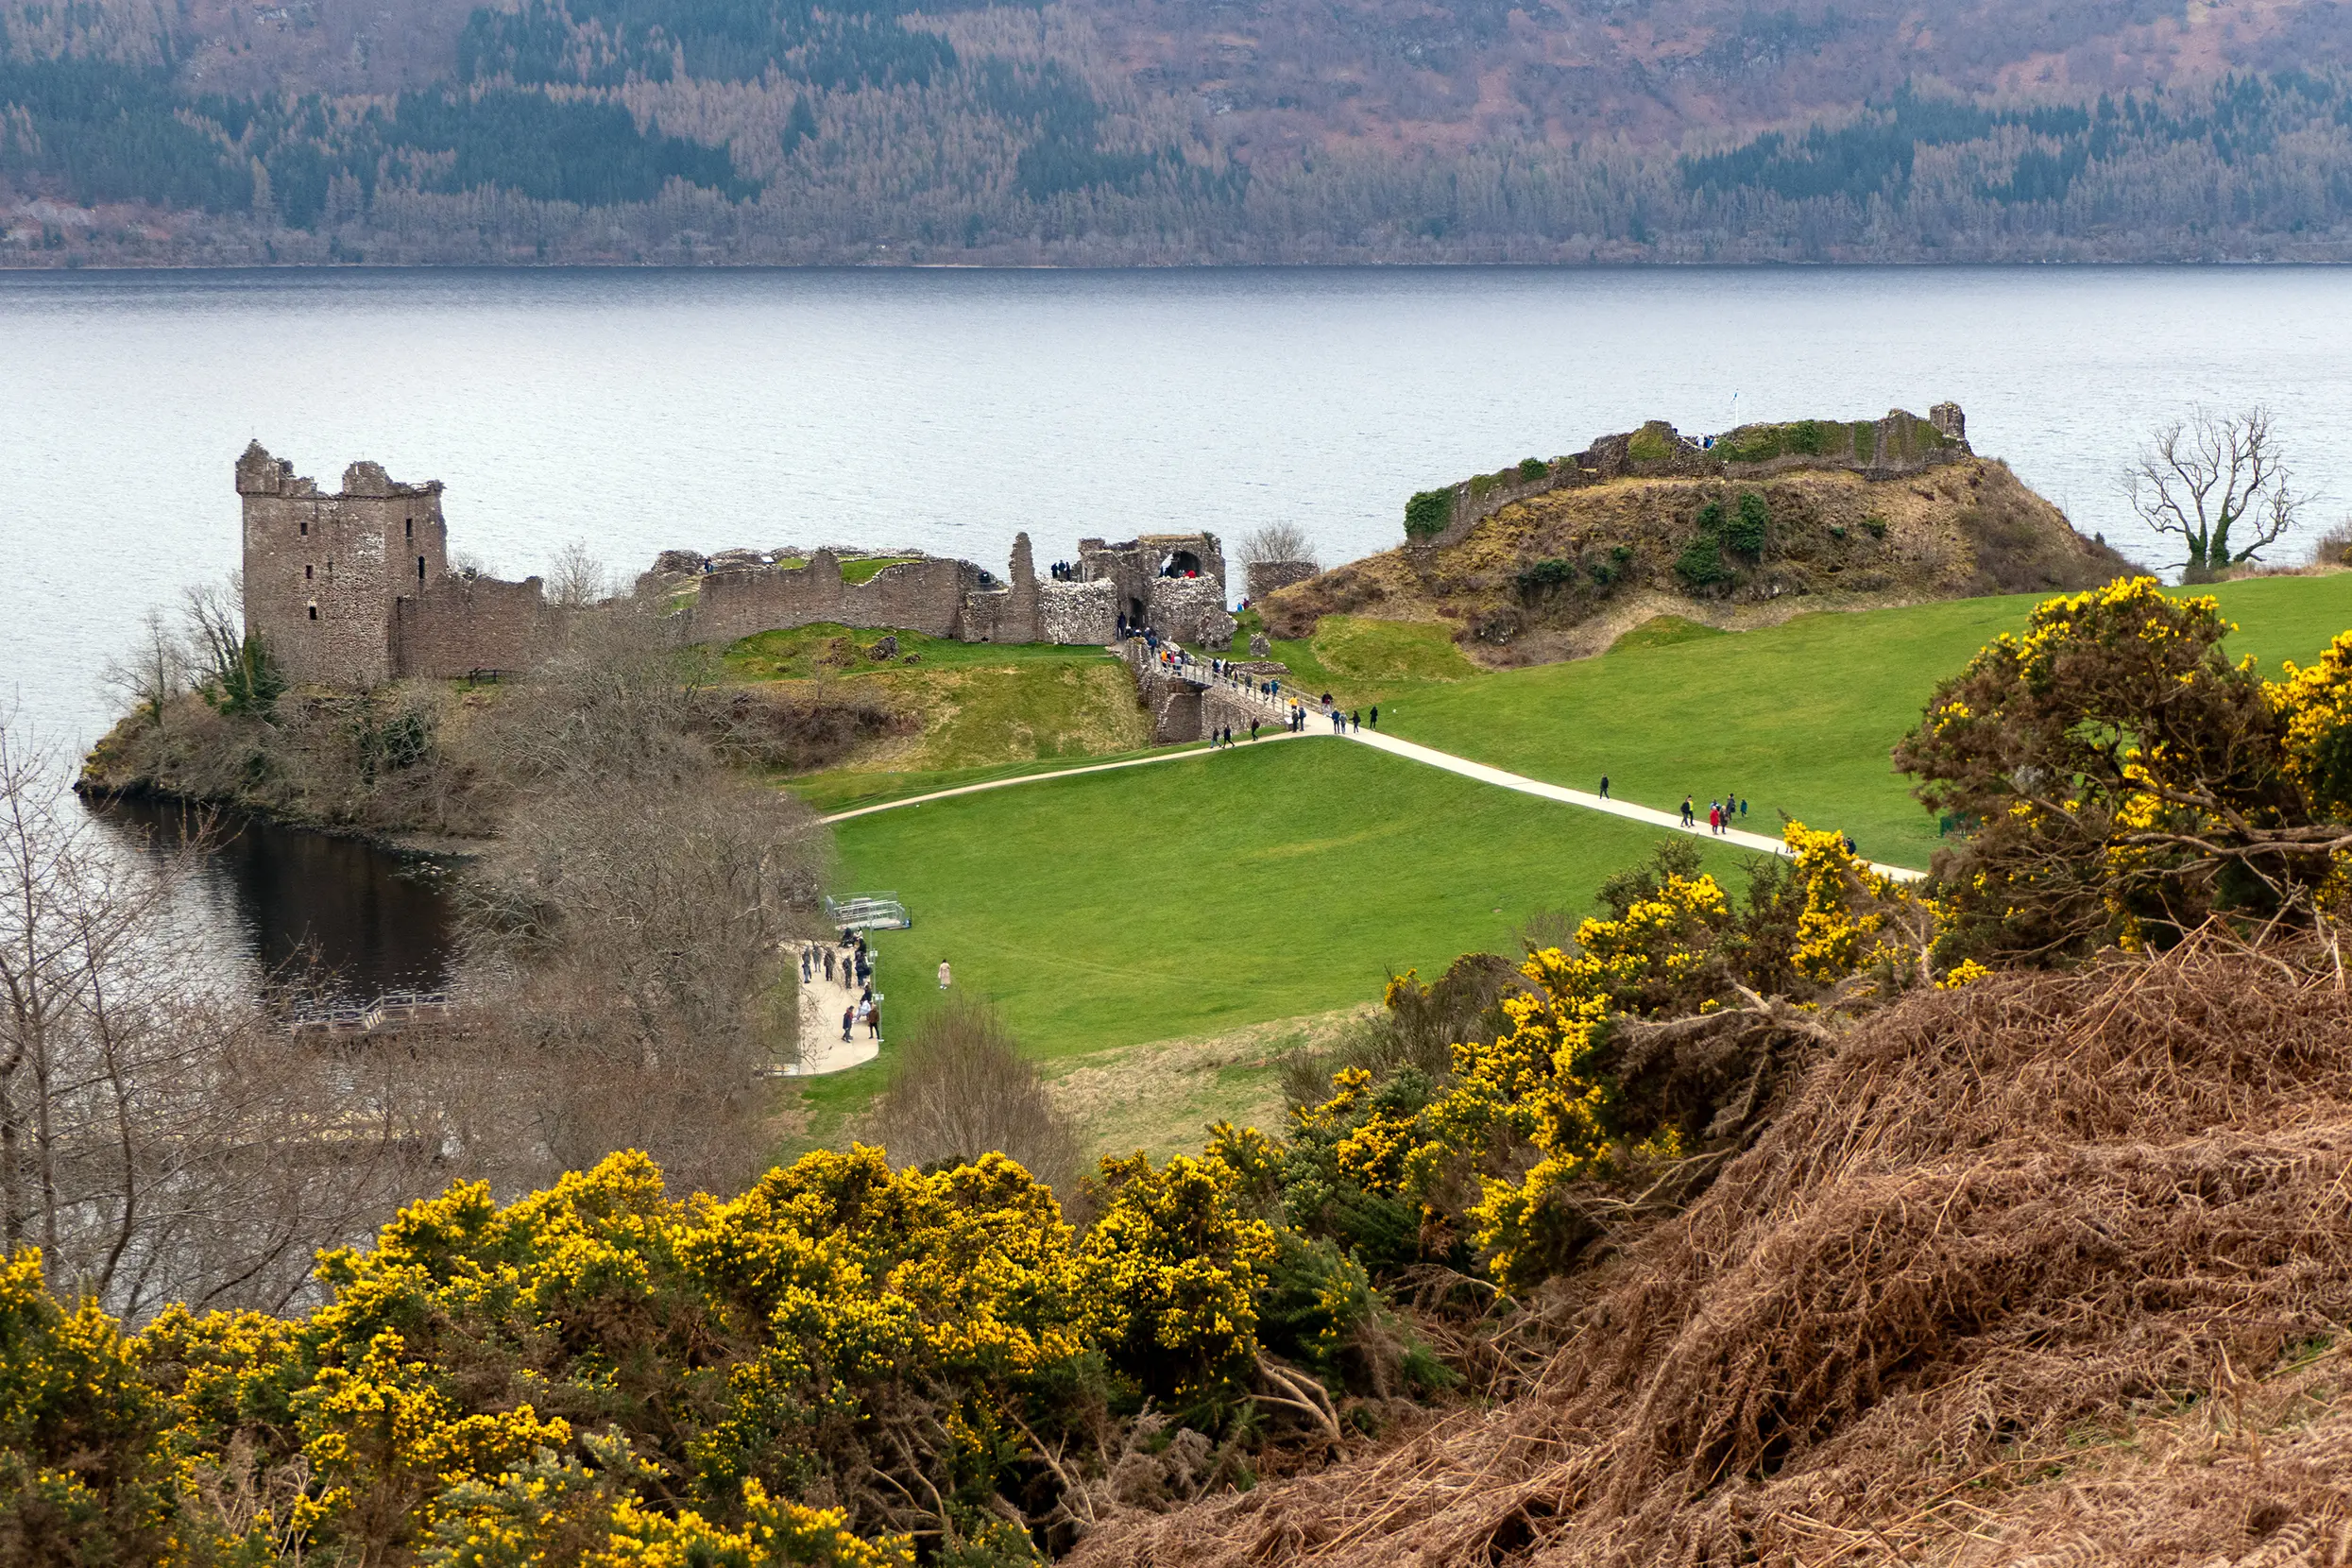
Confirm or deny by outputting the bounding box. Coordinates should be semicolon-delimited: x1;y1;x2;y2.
1418;403;1973;553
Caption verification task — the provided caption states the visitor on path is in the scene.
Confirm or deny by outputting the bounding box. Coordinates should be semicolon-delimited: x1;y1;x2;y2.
938;961;951;989
1350;709;1360;731
1709;803;1722;835
1370;706;1378;727
1250;720;1259;741
800;948;812;983
867;1003;883;1041
840;1005;854;1042
1598;775;1610;799
1681;795;1696;827
1740;798;1748;819
823;948;835;981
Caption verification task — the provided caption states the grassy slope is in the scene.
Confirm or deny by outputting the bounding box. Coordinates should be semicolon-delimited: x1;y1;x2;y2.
725;624;1152;810
801;738;1757;1133
1376;574;2352;868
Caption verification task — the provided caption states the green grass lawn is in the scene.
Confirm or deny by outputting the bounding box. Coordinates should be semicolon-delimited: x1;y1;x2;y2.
1374;573;2352;869
799;738;1760;1132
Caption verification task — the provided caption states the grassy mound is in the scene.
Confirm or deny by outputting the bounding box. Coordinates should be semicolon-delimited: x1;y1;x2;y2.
724;623;1150;801
1265;458;2133;666
1072;930;2352;1567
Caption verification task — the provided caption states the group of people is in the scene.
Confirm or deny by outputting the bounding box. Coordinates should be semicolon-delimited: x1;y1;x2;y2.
1048;560;1080;581
802;934;883;1045
800;933;872;988
1678;794;1748;835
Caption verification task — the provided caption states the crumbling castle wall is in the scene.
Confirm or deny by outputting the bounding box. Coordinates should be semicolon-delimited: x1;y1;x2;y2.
1038;581;1119;645
394;574;563;679
1246;560;1320;598
690;552;981;645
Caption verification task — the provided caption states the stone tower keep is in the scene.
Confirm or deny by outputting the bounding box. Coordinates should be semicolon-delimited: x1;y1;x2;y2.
237;441;450;689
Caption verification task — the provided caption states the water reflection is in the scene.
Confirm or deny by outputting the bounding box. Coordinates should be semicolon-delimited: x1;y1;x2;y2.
91;796;460;1003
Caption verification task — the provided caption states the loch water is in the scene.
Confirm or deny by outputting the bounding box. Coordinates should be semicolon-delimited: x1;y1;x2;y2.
9;263;2352;993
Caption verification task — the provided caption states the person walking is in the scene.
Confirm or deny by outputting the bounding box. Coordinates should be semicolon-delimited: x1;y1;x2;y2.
1708;802;1720;835
1350;709;1360;731
823;947;835;982
1681;795;1695;827
1598;775;1610;799
800;946;812;983
1740;798;1748;819
840;1004;854;1042
1250;720;1259;742
938;960;951;989
866;1002;883;1041
1369;706;1378;728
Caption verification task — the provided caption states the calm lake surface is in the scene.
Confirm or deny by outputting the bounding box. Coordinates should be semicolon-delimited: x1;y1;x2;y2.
8;264;2352;990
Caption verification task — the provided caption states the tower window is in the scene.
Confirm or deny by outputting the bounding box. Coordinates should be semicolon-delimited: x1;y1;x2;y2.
304;564;313;580
307;604;318;621
298;520;308;537
418;556;426;582
405;518;413;539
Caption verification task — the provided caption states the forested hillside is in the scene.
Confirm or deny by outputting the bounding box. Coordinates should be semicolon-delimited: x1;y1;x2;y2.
8;0;2352;263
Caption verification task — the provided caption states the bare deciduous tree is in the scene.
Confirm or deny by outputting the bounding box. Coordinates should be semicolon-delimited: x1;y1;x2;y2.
2122;405;2306;580
101;608;185;728
865;996;1084;1197
1239;522;1317;567
548;540;610;609
0;722;441;1318
180;574;246;690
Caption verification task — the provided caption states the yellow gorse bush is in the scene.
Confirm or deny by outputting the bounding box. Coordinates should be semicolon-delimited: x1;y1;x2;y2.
4;1138;1289;1565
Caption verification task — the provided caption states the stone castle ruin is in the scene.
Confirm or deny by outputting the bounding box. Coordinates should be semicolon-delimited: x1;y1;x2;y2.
236;443;1234;689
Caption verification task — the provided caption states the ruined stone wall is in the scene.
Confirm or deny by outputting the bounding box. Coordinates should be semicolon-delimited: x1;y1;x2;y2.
395;575;562;678
1038;581;1118;645
690;553;979;645
1245;560;1319;598
1148;577;1236;649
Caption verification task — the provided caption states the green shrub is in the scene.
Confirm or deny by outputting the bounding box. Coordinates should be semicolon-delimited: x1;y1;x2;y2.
1610;544;1634;567
1516;456;1549;481
1695;500;1725;536
1830;524;1848;539
1675;535;1731;588
1514;557;1577;596
1404;488;1456;539
1586;559;1615;588
1785;419;1828;456
1862;514;1888;539
1727;492;1768;558
1468;472;1497;500
1628;423;1678;463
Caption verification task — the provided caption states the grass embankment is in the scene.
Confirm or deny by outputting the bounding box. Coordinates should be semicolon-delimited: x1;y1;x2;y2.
1375;572;2352;868
795;738;1757;1149
724;623;1151;808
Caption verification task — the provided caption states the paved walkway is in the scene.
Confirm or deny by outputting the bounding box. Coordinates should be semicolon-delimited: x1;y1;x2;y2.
786;944;883;1075
821;733;1307;825
1157;649;1924;880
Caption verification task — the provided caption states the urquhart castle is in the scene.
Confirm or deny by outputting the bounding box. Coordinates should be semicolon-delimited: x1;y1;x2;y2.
235;441;1243;690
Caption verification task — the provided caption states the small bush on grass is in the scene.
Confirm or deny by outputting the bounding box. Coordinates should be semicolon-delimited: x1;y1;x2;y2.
1517;456;1550;481
866;996;1085;1199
